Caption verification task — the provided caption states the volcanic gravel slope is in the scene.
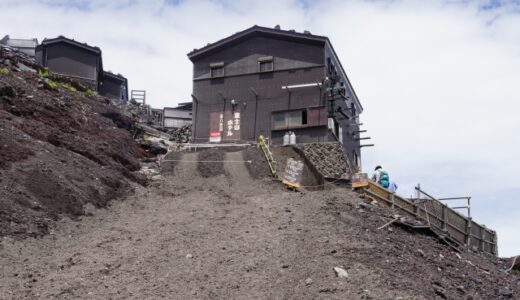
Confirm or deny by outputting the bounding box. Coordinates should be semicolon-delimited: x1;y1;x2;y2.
0;67;145;238
0;148;518;299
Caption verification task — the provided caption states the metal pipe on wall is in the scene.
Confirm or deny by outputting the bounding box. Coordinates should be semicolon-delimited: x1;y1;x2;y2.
191;94;198;141
250;87;258;140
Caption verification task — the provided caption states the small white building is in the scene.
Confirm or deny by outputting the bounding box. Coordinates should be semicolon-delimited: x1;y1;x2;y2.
164;102;192;129
0;35;38;57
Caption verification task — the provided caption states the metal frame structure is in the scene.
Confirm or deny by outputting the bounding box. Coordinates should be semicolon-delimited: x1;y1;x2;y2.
358;181;497;255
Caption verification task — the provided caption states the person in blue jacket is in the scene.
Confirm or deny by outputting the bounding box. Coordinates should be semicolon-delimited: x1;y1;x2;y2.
371;165;390;188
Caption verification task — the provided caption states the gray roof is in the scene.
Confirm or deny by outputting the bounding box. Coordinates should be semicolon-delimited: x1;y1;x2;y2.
0;35;38;48
188;25;328;60
39;35;101;54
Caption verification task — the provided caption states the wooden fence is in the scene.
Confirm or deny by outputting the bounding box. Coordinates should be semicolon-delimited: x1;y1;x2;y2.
359;181;497;256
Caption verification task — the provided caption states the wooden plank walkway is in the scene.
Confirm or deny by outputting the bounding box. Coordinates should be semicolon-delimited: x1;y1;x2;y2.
357;181;497;256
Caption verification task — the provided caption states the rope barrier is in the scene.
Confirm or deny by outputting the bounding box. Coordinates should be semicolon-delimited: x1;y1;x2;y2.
275;175;348;189
161;159;252;164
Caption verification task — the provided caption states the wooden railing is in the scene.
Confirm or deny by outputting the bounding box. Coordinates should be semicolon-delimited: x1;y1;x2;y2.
358;181;497;256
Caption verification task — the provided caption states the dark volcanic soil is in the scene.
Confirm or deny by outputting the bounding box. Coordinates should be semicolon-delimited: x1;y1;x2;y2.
243;145;271;179
0;59;145;238
0;149;518;299
197;148;227;178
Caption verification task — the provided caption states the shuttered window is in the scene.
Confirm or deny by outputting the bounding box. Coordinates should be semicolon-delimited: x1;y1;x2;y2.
258;56;273;73
272;110;307;129
209;62;225;78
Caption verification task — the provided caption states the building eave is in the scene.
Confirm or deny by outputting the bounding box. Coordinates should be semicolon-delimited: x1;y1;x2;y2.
41;36;101;55
103;71;127;83
187;25;328;61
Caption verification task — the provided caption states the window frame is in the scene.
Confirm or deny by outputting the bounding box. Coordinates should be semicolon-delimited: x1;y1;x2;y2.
258;56;274;73
209;62;225;78
271;109;308;130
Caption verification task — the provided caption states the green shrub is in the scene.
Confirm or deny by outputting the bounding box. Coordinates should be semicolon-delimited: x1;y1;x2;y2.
48;80;58;89
85;88;96;97
38;69;50;78
60;82;78;92
0;67;9;76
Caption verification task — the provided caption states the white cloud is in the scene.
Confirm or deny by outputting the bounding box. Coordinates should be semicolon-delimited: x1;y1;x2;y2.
1;0;519;256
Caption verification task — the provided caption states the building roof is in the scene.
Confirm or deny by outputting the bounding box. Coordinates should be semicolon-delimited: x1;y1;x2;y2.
0;35;38;48
39;35;101;54
164;102;193;111
103;71;127;83
187;25;363;113
188;25;328;61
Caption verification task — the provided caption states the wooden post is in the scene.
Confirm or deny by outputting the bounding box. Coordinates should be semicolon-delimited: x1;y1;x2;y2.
442;205;448;232
465;217;472;245
414;184;420;218
492;231;498;255
479;226;485;251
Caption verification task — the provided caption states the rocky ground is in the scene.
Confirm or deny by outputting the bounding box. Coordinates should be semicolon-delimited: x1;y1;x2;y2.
0;49;148;238
1;44;518;300
1;147;518;299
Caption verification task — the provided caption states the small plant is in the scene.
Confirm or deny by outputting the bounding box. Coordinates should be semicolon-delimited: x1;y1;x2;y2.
38;69;50;78
85;88;96;97
0;67;9;76
48;80;58;89
60;82;78;92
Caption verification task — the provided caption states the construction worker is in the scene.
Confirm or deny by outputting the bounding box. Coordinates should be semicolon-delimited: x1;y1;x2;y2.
372;165;390;188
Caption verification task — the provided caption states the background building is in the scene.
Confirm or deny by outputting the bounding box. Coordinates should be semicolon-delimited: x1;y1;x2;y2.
36;36;103;90
188;25;363;166
164;102;192;129
0;35;38;57
99;71;128;101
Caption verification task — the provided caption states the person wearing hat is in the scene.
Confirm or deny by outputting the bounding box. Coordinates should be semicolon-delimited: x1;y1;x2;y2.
371;165;390;188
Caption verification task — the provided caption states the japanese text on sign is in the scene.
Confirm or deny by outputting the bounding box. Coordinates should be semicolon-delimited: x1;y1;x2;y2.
283;158;304;188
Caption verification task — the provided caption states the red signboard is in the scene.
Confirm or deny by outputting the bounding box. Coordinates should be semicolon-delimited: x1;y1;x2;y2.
208;111;241;142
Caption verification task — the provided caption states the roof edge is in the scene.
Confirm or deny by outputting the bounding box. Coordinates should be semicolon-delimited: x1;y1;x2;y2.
187;25;328;61
41;35;102;54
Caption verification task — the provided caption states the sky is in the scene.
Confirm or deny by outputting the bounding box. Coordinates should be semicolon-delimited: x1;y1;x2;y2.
1;0;519;257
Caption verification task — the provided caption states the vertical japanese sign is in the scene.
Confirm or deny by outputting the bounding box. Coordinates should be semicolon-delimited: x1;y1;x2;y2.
209;111;241;142
209;112;222;143
224;112;240;140
283;158;304;189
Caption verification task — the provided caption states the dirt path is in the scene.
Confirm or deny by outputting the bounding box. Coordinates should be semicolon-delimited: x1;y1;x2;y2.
1;149;516;299
0;150;360;299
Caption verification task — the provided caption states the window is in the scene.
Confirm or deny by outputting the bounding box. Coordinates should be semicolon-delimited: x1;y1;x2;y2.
210;66;224;78
272;110;307;129
258;56;273;73
209;62;225;78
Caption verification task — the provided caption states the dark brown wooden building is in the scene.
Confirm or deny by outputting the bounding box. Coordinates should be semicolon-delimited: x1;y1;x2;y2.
36;36;103;90
188;25;364;166
99;71;128;101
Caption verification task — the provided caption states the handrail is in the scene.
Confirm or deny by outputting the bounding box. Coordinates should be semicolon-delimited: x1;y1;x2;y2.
258;135;277;177
358;181;497;255
438;196;471;219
